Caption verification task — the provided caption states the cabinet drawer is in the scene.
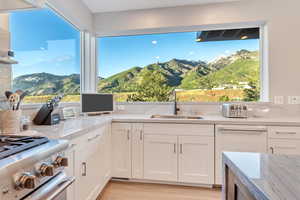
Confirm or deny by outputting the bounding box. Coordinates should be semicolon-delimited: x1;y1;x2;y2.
68;127;105;150
112;123;131;132
143;123;214;136
268;126;300;139
269;139;300;155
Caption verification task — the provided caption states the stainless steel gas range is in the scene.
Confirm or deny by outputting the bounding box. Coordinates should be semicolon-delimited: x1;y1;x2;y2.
0;135;74;200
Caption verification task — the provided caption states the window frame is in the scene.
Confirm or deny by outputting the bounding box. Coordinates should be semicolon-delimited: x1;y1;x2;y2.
95;22;269;102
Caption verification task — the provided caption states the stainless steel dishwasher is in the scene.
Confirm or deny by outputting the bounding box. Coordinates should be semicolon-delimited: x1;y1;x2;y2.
215;125;268;184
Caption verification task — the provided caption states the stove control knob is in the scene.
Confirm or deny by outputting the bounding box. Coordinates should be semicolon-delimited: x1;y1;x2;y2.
54;156;68;167
40;164;55;177
17;173;36;189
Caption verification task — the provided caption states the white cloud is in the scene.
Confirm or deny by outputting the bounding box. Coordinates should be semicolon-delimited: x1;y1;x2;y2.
54;55;73;62
152;40;157;45
225;50;231;54
155;56;160;59
189;51;195;55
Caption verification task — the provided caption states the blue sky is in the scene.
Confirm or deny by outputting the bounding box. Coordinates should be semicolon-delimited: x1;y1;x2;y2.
10;8;81;78
10;8;259;79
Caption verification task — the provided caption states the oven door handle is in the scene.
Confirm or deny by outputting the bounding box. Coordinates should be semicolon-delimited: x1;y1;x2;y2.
25;172;75;200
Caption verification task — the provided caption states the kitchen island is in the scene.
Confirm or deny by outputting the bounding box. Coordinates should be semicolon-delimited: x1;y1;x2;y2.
222;152;300;200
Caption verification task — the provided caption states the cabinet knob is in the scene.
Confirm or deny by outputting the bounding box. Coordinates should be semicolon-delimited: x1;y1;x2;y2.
54;156;68;168
40;164;55;177
17;173;36;189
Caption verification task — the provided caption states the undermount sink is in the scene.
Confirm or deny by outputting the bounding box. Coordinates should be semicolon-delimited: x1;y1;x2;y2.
151;115;203;120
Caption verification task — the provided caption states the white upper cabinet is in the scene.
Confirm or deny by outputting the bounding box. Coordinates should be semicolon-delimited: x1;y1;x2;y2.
144;134;178;182
178;136;214;184
111;123;132;178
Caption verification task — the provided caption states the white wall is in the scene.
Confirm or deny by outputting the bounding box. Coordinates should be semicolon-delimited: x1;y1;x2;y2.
0;14;11;99
0;14;9;32
94;0;300;102
47;0;93;32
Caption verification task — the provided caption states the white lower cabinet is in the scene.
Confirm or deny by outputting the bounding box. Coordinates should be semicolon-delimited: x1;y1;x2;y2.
144;135;178;182
103;124;112;183
65;145;75;200
178;136;214;184
67;124;111;200
142;123;215;185
215;125;268;184
268;126;300;155
112;123;132;178
62;121;300;199
131;123;144;179
269;139;300;155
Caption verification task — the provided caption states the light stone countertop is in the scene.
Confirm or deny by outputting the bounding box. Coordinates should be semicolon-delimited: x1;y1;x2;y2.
223;152;300;200
26;114;300;140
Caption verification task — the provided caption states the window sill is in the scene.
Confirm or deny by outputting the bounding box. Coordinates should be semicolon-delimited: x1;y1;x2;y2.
21;102;80;110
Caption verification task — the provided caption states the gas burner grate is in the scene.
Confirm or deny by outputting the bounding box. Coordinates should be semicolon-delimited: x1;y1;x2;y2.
0;135;49;160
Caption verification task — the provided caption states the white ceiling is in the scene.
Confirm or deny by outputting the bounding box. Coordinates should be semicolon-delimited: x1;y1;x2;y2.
81;0;240;13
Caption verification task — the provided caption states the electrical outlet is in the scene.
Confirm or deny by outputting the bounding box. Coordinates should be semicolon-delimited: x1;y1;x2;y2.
274;96;284;104
117;105;125;110
288;96;300;104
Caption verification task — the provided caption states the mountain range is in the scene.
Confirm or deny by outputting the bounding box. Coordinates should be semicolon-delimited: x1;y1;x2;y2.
13;50;259;95
97;49;259;92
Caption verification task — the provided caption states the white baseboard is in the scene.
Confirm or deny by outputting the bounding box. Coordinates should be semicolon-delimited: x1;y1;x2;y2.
87;176;112;200
111;178;214;188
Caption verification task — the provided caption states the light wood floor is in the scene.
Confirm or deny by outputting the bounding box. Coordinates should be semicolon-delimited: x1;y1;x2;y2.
97;181;221;200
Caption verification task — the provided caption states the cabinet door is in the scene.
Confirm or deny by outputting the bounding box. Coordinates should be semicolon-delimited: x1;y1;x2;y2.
269;139;300;155
74;142;90;200
178;136;214;184
112;123;132;178
144;135;178;182
215;128;267;184
74;129;104;200
132;123;144;179
65;145;75;200
103;124;112;183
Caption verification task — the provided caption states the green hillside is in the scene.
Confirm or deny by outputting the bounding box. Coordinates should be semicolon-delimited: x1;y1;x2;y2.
180;51;259;90
13;73;80;95
13;49;260;102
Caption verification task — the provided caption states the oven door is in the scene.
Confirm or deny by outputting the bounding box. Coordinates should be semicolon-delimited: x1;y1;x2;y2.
22;172;75;200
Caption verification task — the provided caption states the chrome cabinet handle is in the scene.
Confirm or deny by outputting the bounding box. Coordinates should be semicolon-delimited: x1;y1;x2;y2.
270;147;274;154
127;130;130;140
180;144;183;154
140;130;143;141
276;131;297;135
220;130;265;135
88;134;100;142
82;162;87;176
219;128;267;132
173;144;176;153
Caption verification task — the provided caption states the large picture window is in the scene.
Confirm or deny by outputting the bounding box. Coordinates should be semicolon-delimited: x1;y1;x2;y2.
9;7;81;103
98;28;260;102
